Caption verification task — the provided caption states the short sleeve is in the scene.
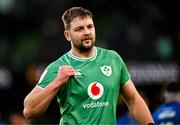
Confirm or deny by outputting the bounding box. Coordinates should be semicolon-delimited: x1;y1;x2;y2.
37;60;63;88
112;51;131;86
120;57;131;86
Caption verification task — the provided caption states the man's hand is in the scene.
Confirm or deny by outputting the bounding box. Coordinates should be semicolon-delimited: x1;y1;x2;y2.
53;65;75;87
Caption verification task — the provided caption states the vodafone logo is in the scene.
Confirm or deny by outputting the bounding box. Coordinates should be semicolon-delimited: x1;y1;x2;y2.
87;82;104;100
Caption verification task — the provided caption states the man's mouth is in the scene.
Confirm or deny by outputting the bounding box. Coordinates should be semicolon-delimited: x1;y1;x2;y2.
82;38;92;41
83;38;92;41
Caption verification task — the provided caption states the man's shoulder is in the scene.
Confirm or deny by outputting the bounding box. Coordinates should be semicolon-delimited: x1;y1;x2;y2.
97;47;120;57
57;52;70;62
97;47;126;65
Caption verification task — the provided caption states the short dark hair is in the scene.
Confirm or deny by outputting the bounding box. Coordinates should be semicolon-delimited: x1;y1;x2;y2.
166;82;180;93
62;7;93;30
164;82;180;99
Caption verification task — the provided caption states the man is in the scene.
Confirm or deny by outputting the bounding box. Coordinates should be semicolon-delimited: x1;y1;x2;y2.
23;7;154;125
152;82;180;124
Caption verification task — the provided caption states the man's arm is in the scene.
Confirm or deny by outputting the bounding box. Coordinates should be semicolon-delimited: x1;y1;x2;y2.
23;65;75;119
120;79;154;125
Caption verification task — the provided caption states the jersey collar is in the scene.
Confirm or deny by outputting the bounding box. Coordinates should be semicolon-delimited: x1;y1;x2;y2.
68;47;97;61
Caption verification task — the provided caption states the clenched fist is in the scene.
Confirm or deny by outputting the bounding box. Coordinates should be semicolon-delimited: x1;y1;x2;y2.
53;65;75;87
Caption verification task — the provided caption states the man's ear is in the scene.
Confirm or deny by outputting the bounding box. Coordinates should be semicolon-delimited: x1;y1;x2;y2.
64;30;71;41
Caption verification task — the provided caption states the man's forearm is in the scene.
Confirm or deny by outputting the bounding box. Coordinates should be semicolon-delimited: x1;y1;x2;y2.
129;94;154;125
23;81;60;119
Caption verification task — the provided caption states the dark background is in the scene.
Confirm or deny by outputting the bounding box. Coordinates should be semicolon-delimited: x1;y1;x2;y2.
0;0;179;124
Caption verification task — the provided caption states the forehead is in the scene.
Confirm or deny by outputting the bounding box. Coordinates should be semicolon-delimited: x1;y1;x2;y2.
70;16;94;29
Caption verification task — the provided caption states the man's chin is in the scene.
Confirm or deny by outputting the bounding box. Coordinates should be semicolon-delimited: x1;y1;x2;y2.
84;45;93;49
78;45;93;53
82;42;93;48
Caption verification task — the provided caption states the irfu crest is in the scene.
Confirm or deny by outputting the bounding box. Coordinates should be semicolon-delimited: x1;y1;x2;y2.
100;65;112;76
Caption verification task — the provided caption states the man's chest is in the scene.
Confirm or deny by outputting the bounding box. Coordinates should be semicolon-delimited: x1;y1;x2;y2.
67;61;120;99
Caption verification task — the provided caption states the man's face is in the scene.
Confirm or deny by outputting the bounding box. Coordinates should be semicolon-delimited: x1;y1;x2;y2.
65;16;96;52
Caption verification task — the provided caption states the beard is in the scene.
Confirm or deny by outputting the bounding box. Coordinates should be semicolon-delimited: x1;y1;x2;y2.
73;35;95;53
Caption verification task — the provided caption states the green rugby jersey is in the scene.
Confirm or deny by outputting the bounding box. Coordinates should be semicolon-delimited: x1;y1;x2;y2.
37;47;130;125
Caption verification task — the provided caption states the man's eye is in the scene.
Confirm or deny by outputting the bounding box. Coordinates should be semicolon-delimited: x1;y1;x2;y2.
88;25;94;29
75;29;81;31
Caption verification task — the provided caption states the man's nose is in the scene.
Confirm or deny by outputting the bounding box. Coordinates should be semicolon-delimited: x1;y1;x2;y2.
83;28;91;35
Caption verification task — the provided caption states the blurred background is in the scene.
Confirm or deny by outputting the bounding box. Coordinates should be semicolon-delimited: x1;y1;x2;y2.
0;0;179;124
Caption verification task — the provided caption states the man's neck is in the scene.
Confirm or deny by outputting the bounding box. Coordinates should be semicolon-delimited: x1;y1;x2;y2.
70;47;95;59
